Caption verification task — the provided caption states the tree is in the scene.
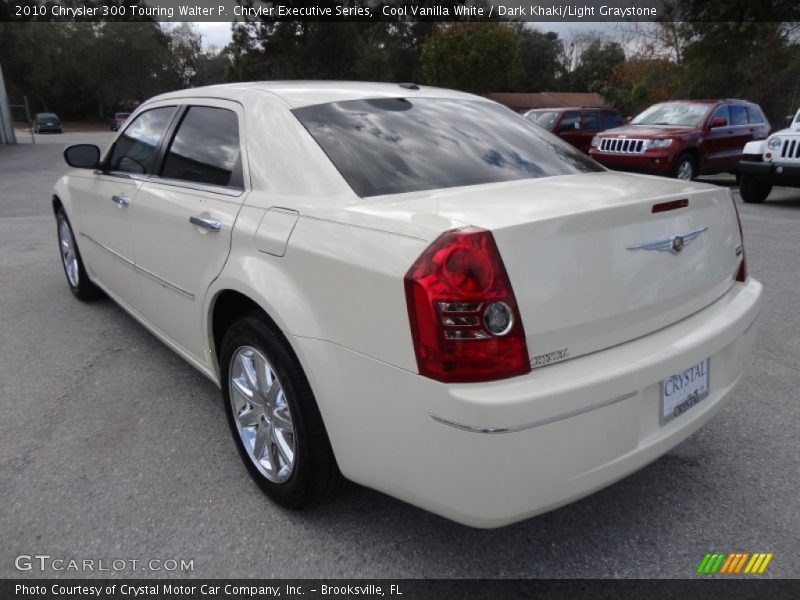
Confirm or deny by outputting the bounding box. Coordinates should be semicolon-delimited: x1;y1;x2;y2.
567;38;625;93
163;23;204;89
514;26;563;91
419;23;523;94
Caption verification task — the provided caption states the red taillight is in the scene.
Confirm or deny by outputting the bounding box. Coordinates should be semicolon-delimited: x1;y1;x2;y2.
731;195;748;282
404;227;530;383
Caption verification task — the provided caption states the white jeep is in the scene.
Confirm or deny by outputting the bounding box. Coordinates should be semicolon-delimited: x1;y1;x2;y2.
739;108;800;202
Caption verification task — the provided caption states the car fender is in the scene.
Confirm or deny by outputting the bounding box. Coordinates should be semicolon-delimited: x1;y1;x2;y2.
204;207;429;382
743;140;766;155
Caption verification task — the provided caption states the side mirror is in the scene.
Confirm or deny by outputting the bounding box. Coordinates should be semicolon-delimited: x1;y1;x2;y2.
64;144;100;169
710;117;728;128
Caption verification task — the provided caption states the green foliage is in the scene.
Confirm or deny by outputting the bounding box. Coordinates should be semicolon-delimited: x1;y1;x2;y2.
515;26;563;92
0;21;231;119
3;9;800;125
419;23;523;94
568;39;626;94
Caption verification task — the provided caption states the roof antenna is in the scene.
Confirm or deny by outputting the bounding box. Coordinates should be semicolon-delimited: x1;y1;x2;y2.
399;83;420;90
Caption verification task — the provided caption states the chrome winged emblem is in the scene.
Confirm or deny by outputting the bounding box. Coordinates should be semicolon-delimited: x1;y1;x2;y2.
626;227;708;254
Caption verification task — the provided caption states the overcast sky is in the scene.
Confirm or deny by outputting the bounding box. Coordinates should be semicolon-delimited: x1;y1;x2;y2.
194;21;615;49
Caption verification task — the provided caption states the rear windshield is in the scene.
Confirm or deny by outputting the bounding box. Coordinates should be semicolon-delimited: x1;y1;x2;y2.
37;114;57;121
293;98;602;197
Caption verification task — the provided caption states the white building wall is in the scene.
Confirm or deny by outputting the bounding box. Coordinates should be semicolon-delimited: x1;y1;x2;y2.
0;61;16;144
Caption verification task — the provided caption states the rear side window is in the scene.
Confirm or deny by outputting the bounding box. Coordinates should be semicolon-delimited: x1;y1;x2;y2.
108;107;176;174
747;106;765;124
604;112;622;128
581;111;602;130
729;105;748;126
293;98;602;197
161;106;242;188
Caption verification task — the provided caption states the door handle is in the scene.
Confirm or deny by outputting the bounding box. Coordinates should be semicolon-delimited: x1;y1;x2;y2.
111;195;130;206
189;215;221;232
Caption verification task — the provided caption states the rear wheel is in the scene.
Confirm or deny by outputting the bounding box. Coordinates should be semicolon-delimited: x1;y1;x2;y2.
220;314;339;509
739;174;772;203
672;153;696;181
56;209;103;301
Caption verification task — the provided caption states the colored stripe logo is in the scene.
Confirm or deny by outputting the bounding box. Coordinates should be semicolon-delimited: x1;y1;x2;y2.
696;552;773;574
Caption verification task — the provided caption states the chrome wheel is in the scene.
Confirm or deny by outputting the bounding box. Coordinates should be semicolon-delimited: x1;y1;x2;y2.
675;158;694;181
58;219;79;288
228;346;296;483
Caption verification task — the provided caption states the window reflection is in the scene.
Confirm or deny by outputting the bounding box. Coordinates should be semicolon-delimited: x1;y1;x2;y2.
161;106;241;187
108;107;175;174
294;98;602;197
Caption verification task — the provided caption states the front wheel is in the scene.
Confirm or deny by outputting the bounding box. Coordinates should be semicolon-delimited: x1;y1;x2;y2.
739;174;772;203
672;153;696;181
220;314;339;509
56;209;103;301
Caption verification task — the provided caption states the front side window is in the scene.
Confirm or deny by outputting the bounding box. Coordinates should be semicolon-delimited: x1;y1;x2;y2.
161;106;242;188
293;98;602;198
108;107;176;174
711;105;730;124
558;111;581;132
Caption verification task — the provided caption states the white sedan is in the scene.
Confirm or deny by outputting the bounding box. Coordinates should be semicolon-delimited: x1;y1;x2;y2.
52;82;762;527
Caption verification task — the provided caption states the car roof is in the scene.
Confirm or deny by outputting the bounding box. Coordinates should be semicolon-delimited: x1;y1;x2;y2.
529;107;617;111
657;99;756;105
148;81;485;109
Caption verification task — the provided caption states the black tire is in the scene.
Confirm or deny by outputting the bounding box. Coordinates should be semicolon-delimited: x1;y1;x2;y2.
739;173;772;203
671;152;697;180
220;314;339;509
55;208;104;301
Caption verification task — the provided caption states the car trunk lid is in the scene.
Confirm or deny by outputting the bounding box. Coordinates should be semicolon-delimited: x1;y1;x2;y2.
361;171;742;367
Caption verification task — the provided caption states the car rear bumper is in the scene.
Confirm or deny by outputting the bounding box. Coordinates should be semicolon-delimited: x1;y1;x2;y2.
294;278;762;528
590;150;675;175
740;159;800;185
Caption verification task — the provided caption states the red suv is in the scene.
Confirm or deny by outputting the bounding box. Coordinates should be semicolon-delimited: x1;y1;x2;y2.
589;99;770;180
525;107;623;153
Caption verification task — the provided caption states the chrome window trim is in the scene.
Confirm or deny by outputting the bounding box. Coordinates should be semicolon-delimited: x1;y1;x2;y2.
80;233;194;301
145;175;244;197
429;391;638;434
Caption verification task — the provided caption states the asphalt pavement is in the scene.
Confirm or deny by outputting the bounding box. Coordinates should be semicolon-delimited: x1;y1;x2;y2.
1;131;798;578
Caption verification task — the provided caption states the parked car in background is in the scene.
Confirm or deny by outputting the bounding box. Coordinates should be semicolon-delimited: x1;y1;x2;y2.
738;107;800;203
525;107;622;153
33;112;62;134
110;112;130;132
589;99;770;180
52;82;761;528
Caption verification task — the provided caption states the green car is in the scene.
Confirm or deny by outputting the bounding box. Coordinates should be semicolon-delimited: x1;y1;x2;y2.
33;113;62;134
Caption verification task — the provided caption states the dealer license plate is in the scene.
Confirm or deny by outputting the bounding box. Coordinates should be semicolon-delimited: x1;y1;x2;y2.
661;358;710;425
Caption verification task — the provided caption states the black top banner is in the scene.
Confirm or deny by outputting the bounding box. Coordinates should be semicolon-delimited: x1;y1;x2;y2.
2;0;800;23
